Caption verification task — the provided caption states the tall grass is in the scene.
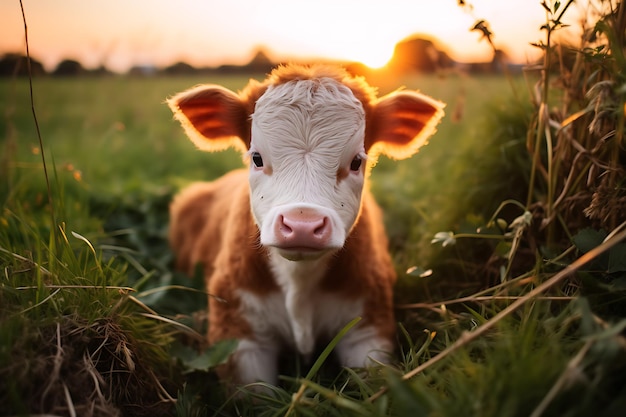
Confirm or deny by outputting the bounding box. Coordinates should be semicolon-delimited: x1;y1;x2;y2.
384;2;626;416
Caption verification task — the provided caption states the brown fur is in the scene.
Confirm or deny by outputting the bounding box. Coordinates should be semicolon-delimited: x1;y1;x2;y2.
170;170;395;343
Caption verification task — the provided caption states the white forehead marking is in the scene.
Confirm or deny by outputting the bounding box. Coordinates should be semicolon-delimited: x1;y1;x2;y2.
246;77;368;242
250;78;366;171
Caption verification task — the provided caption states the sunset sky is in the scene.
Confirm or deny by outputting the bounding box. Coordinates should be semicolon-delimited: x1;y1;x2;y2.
1;0;587;73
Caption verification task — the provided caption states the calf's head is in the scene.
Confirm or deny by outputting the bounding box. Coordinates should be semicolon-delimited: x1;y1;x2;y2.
168;65;444;261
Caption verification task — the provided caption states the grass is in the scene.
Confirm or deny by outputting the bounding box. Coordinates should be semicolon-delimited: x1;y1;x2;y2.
0;70;518;415
2;2;626;414
1;71;521;276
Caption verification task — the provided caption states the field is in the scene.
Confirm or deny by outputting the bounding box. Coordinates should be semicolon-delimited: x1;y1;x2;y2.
1;72;528;264
2;54;626;417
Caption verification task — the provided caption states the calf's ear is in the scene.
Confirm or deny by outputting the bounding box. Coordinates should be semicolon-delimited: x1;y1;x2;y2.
366;91;445;160
167;85;250;153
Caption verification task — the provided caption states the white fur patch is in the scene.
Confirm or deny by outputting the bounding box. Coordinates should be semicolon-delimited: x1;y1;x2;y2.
237;250;366;363
234;339;280;386
247;78;367;255
335;324;394;368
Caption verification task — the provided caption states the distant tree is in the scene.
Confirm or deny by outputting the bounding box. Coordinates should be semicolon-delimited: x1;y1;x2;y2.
461;49;516;74
129;65;157;77
245;48;274;72
0;53;46;77
52;59;85;76
163;61;196;75
387;37;455;73
215;48;276;75
88;65;113;76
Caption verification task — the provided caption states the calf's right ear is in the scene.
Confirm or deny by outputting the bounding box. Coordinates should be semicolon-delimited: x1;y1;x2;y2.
167;85;250;153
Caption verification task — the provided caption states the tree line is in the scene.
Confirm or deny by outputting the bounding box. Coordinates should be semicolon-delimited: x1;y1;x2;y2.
0;36;521;78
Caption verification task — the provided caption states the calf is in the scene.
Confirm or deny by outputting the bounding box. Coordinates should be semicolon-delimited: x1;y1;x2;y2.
167;64;444;386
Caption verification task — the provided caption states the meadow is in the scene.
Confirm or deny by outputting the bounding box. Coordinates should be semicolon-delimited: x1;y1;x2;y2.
2;7;626;413
0;72;528;267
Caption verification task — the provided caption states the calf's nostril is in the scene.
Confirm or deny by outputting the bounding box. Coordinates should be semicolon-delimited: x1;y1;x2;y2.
278;215;293;235
313;217;328;237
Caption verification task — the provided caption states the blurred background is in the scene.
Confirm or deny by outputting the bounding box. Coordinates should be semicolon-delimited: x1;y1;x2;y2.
1;0;556;75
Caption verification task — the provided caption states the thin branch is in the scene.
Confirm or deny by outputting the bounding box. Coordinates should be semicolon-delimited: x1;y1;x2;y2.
530;339;593;417
0;246;53;276
19;0;56;234
15;285;135;292
369;224;626;403
397;295;575;310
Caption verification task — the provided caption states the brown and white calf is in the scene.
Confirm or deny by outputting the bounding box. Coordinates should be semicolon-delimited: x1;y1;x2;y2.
167;64;444;386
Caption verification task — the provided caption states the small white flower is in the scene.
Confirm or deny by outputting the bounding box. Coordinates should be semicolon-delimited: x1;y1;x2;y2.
431;231;456;247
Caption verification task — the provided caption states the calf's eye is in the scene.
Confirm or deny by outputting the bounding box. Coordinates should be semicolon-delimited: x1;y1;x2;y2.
252;152;264;168
350;156;362;171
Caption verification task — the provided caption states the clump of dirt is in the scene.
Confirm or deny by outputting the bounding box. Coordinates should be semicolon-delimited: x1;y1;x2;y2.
2;316;176;417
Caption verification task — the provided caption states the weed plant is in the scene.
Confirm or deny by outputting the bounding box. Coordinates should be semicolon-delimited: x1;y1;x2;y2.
2;1;626;416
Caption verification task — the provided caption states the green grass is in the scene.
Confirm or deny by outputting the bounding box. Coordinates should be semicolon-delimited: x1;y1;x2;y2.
1;76;251;193
1;72;528;260
1;53;625;415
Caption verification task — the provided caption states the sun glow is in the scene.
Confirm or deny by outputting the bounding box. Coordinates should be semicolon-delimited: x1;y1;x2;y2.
0;0;545;73
347;45;396;69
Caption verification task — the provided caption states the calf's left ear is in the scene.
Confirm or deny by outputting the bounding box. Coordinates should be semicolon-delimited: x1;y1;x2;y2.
167;85;250;153
366;91;445;160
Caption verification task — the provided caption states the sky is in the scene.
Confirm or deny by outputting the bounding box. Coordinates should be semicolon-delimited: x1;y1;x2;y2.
0;0;587;73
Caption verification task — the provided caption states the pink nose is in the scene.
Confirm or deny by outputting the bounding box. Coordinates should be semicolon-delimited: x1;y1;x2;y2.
275;209;332;250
